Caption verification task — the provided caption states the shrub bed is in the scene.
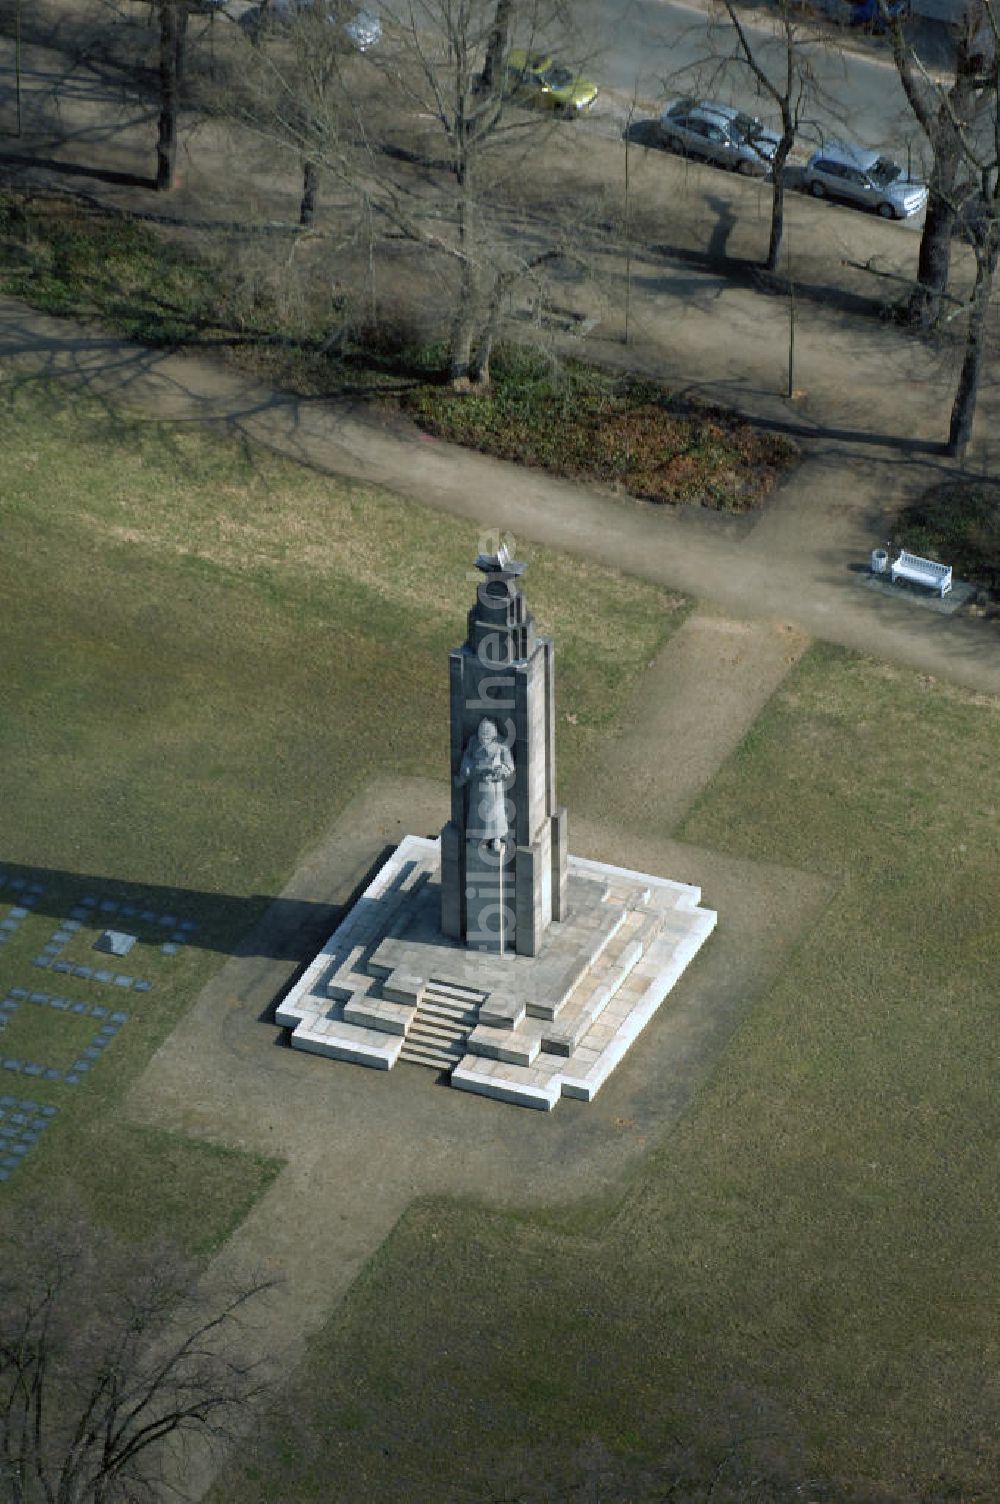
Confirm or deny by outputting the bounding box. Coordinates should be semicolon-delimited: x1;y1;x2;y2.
406;345;797;512
897;479;1000;594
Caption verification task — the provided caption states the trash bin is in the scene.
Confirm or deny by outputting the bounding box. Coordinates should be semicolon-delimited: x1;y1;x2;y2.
871;548;889;576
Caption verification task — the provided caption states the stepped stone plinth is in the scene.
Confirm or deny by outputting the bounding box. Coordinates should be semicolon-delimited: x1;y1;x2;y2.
272;546;717;1109
275;835;715;1110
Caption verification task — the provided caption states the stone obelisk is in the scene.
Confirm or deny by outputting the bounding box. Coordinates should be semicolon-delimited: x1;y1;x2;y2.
440;546;567;956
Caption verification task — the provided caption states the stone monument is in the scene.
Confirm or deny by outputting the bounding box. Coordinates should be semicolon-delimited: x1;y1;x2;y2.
440;545;567;956
275;546;717;1110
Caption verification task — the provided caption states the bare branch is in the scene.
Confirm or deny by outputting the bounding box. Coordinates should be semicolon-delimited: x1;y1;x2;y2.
0;1214;276;1504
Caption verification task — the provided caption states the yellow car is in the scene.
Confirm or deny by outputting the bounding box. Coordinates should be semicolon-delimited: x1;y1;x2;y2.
505;49;598;113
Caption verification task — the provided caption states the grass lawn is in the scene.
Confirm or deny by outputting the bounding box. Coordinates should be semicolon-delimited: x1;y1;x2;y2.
0;193;796;510
210;645;1000;1503
0;376;681;1252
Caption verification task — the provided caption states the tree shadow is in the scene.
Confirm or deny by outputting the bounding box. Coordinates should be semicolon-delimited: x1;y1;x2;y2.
612;139;908;326
622;118;663;151
0;152;155;191
0;2;224;95
705;193;738;262
636;240;896;325
736;409;947;455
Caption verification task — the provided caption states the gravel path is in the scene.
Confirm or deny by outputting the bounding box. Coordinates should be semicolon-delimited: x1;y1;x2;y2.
587;611;811;833
1;296;997;698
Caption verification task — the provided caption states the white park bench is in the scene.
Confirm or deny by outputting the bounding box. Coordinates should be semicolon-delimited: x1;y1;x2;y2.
890;550;953;598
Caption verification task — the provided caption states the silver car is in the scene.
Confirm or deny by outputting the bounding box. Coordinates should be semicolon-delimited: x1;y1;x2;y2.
659;99;780;176
803;142;927;219
239;0;382;50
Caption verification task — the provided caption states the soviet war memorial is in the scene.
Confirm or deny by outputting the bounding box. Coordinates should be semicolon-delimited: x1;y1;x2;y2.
1;0;999;1499
277;546;715;1107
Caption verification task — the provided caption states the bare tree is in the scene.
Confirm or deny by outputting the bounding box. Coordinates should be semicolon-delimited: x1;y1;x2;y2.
887;0;1000;454
948;203;999;455
238;2;352;226
0;1212;275;1503
227;0;587;387
658;0;859;273
480;0;514;91
0;0;200;186
712;0;818;270
889;0;991;326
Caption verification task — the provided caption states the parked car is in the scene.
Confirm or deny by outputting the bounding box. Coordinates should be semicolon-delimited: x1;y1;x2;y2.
816;0;909;31
239;0;382;50
505;48;599;113
659;99;780;176
803;142;927;218
340;6;381;49
847;0;910;30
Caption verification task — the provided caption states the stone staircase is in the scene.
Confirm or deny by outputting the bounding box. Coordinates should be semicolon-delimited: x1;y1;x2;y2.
399;981;484;1073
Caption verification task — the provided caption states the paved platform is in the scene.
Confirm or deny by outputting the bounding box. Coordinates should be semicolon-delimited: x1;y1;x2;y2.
859;572;978;615
275;835;717;1110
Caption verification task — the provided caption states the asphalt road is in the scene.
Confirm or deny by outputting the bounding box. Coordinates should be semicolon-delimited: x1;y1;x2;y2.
571;0;932;163
202;0;940;178
208;0;938;165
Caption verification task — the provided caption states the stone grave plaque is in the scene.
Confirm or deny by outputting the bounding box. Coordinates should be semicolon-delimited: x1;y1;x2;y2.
93;930;137;958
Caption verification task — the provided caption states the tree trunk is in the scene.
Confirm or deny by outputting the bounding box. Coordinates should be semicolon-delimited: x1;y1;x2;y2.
175;0;189;84
449;265;478;389
765;135;793;272
893;22;977;328
468;308;497;388
449;159;482;390
909;180;959;327
947;236;999;459
299;159;320;226
468;337;492;387
481;0;514;91
156;0;188;192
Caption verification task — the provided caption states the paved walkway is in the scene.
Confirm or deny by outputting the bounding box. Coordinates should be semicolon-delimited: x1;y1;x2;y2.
1;296;997;697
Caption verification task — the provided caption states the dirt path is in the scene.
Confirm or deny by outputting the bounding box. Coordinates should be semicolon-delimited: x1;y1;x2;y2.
2;294;996;698
123;771;834;1500
588;611;810;833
